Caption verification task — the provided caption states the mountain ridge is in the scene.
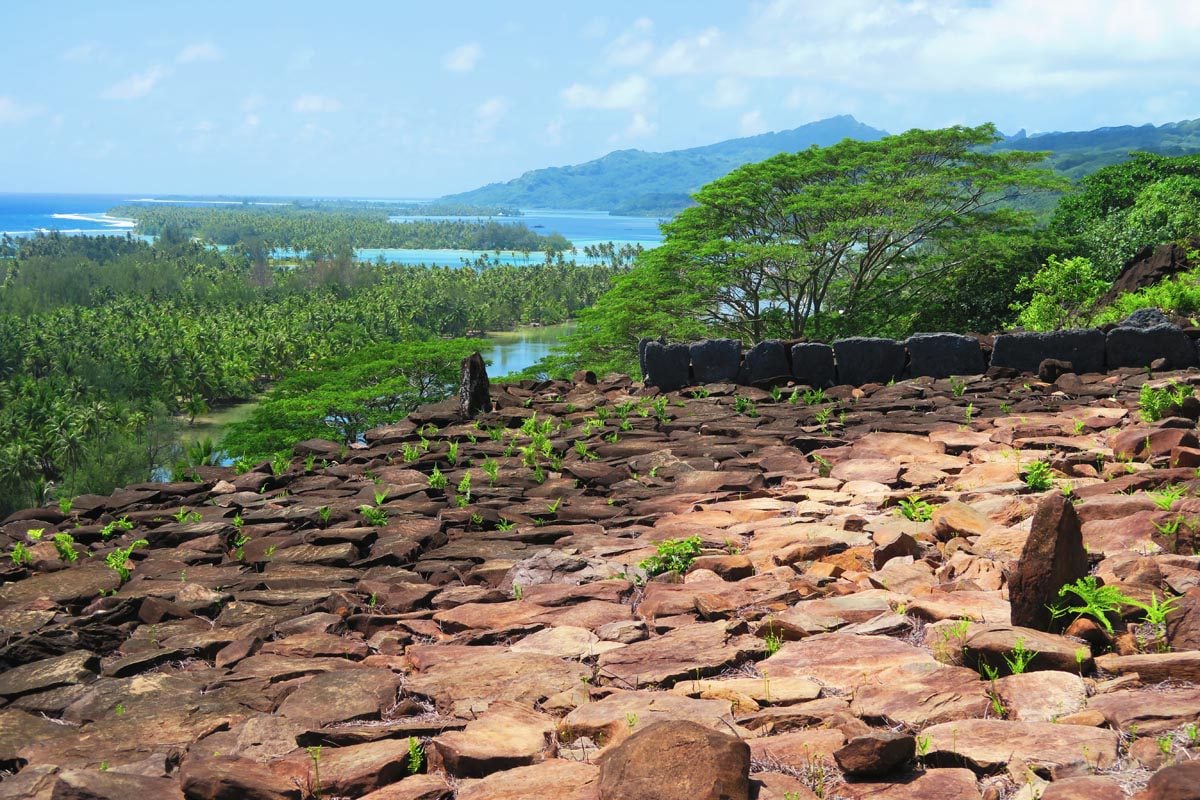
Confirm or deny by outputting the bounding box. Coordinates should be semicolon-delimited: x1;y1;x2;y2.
442;115;1200;216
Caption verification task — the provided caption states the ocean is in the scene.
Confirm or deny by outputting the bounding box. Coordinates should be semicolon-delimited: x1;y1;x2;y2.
0;194;665;265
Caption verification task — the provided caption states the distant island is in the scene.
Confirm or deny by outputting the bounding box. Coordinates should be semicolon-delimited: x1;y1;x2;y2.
442;115;1200;216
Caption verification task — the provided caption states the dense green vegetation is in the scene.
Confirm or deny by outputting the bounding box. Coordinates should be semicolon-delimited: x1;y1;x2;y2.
541;124;1062;375
442;115;888;215
109;203;570;254
221;339;477;461
0;233;619;515
1000;118;1200;179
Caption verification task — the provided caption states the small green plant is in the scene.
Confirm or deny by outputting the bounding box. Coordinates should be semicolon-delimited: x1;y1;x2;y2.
1002;638;1038;675
487;425;505;441
427;465;448;490
1155;515;1182;538
318;505;332;526
1151;484;1187;511
949;376;966;397
1022;460;1054;491
456;471;472;505
812;454;832;478
100;516;134;538
231;531;250;561
447;440;460;466
897;495;934;522
605;431;619;443
10;541;32;567
802;387;827;405
733;395;758;417
1158;735;1173;758
625;712;639;731
1049;576;1135;633
814;406;832;431
1185;722;1199;746
510;582;523;600
407;737;424;774
402;442;420;462
546;497;562;514
638;536;702;577
915;733;932;765
496;517;515;531
373;488;389;506
574;440;598;461
58;497;74;515
1140;381;1194;423
482;457;499;483
52;532;79;563
963;402;976;425
307;745;323;800
25;528;44;541
105;539;148;583
173;507;202;524
763;622;783;656
691;387;711;399
770;386;783;402
270;451;291;476
999;401;1012;415
359;505;389;527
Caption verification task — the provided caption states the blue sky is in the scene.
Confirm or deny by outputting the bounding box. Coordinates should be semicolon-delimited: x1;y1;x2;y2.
1;0;1197;197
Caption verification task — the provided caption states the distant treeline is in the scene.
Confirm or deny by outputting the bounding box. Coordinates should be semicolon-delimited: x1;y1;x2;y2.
108;203;568;254
0;233;619;514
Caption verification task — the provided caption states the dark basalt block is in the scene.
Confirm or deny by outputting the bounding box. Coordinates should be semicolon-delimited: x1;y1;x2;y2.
905;333;985;379
833;337;906;386
989;329;1105;375
689;339;742;384
1106;324;1197;370
791;342;836;388
741;340;790;386
643;341;692;392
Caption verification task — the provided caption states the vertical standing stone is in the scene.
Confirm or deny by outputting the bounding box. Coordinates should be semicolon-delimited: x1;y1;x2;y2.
459;352;491;418
1009;494;1089;631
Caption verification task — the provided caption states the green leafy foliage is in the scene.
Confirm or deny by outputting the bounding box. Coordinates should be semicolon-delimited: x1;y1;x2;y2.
1138;381;1194;423
52;532;79;563
1010;255;1107;331
105;538;148;584
1049;576;1134;633
897;495;935;522
1022;460;1054;491
638;536;703;577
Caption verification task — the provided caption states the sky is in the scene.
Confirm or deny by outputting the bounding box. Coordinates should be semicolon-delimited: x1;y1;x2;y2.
1;0;1198;197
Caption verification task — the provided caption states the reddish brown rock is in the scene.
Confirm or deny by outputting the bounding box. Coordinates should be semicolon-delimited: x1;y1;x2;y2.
431;701;556;777
597;720;750;800
834;731;916;777
1136;760;1200;800
837;768;982;800
180;755;303;800
1008;494;1088;631
455;760;599;800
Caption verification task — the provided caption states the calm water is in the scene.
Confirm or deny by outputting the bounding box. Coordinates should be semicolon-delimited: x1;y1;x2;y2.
0;194;665;265
483;321;574;377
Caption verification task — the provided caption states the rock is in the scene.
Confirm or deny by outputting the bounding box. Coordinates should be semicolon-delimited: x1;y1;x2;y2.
306;738;417;797
1086;686;1200;734
1112;426;1200;461
837;768;982;800
431;701;556;777
905;333;985;378
962;625;1093;674
833;337;906;386
1137;760;1200;800
849;661;989;727
1166;587;1200;650
833;731;915;777
644;342;692;392
560;690;744;752
1038;358;1074;382
1008;494;1088;631
509;626;624;660
990;329;1105;375
1041;776;1126;800
358;775;453;800
742;340;791;386
932;501;992;540
1094;650;1200;683
0;650;98;698
45;769;186;800
994;671;1087;722
922;719;1119;777
791;343;836;388
276;667;400;726
596;720;750;800
1108;324;1197;370
597;622;757;688
180;755;302;800
690;340;742;384
1099;241;1195;306
872;529;920;569
456;760;599;800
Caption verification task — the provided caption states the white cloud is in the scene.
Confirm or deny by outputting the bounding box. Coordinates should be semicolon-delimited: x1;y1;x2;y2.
293;94;341;113
177;41;222;64
474;96;509;140
707;77;748;109
0;96;39;125
544;117;565;146
562;74;650;110
101;66;165;100
607;17;655;66
738;109;767;136
624;112;657;139
62;43;103;63
444;42;483;73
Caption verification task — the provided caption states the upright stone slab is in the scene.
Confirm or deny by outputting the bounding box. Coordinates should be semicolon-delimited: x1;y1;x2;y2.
643;341;691;392
689;339;742;384
741;340;790;386
1106;324;1197;370
1009;494;1089;632
989;329;1106;375
905;333;985;378
458;352;491;418
832;337;906;386
791;342;836;388
637;338;656;380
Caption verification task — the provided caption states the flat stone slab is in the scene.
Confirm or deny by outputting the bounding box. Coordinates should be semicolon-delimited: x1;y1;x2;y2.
597;622;758;688
560;689;746;751
922;719;1119;777
849;662;990;727
0;650;98;698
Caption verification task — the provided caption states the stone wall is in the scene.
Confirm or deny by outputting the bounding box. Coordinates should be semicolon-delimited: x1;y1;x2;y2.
641;312;1199;392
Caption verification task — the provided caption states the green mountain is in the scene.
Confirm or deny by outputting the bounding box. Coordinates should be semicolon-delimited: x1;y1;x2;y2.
999;118;1200;178
440;115;888;215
